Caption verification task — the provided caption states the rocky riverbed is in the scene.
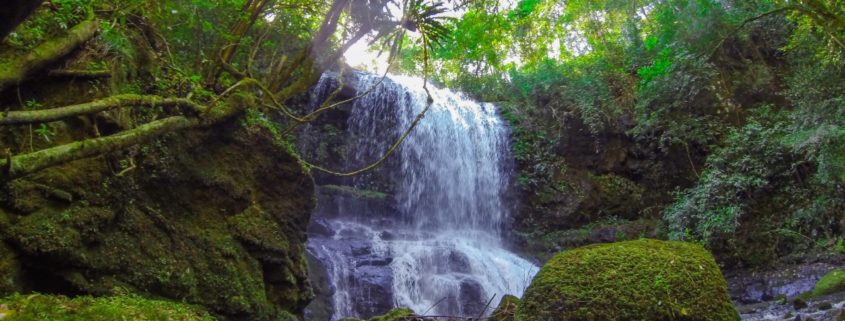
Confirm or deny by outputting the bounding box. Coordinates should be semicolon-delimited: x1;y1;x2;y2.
728;255;845;321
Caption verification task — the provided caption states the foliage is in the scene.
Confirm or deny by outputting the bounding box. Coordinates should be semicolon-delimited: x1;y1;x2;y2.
3;0;93;50
664;106;793;242
409;0;845;264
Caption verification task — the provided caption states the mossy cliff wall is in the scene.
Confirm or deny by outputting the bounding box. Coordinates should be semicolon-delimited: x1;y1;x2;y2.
0;111;316;320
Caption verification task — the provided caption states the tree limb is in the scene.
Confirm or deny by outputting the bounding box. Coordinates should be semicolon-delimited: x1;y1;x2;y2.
0;99;246;180
0;94;203;125
707;6;800;59
0;19;99;93
1;116;195;179
48;69;111;78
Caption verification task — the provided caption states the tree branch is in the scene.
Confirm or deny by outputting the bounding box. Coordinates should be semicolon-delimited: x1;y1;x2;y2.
0;19;99;93
0;94;203;125
707;6;800;59
0;99;246;180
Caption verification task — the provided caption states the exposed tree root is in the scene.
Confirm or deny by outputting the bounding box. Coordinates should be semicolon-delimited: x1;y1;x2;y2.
0;19;99;93
1;94;203;125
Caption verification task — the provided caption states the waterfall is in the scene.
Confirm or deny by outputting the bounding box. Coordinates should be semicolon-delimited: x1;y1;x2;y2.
303;72;538;320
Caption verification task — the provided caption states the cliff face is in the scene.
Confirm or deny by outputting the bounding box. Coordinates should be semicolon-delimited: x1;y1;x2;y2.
0;47;316;320
0;115;316;320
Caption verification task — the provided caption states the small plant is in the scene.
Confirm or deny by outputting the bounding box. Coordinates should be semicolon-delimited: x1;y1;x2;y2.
24;99;42;110
35;124;53;142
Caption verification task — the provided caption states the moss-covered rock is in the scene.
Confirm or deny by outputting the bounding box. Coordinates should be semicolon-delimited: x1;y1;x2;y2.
0;120;315;321
799;269;845;299
339;307;415;321
813;269;845;297
0;293;214;320
515;239;738;321
0;243;23;294
490;294;520;321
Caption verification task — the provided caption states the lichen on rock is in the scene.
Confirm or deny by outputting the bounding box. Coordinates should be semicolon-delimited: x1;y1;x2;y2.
515;239;739;321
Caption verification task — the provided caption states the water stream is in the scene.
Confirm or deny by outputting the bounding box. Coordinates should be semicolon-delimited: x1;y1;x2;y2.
303;72;538;320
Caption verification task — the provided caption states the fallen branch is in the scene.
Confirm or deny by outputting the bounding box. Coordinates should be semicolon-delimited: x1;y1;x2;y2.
0;19;99;93
0;94;203;125
0;99;245;180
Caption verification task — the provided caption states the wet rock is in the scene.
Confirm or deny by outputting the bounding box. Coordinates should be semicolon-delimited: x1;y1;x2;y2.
458;279;487;316
356;257;392;267
446;251;471;274
379;231;395;240
351;264;394;318
351;242;372;256
816;301;832;310
309;218;335;237
793;298;808;310
725;258;845;304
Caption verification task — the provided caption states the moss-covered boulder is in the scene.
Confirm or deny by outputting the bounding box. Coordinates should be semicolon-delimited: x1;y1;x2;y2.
339;307;415;321
490;294;520;321
0;293;214;320
515;239;739;321
801;269;845;299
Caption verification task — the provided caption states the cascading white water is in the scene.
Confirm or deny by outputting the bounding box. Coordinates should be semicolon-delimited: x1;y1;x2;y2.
304;72;538;320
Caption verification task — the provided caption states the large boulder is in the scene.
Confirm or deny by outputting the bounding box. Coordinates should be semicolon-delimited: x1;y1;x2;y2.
516;239;739;321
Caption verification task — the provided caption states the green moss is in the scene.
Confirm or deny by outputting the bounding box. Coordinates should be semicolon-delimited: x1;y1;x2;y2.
490;295;520;321
321;185;389;200
368;308;415;321
0;243;23;295
0;293;214;320
227;205;289;253
812;269;845;297
515;239;739;321
338;308;415;321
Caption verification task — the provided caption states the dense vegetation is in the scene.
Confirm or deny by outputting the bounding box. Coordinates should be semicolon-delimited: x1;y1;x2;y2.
0;0;451;320
2;0;845;319
387;0;845;266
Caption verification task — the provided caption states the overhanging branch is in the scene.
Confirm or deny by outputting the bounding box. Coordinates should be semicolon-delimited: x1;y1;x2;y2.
0;94;204;125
